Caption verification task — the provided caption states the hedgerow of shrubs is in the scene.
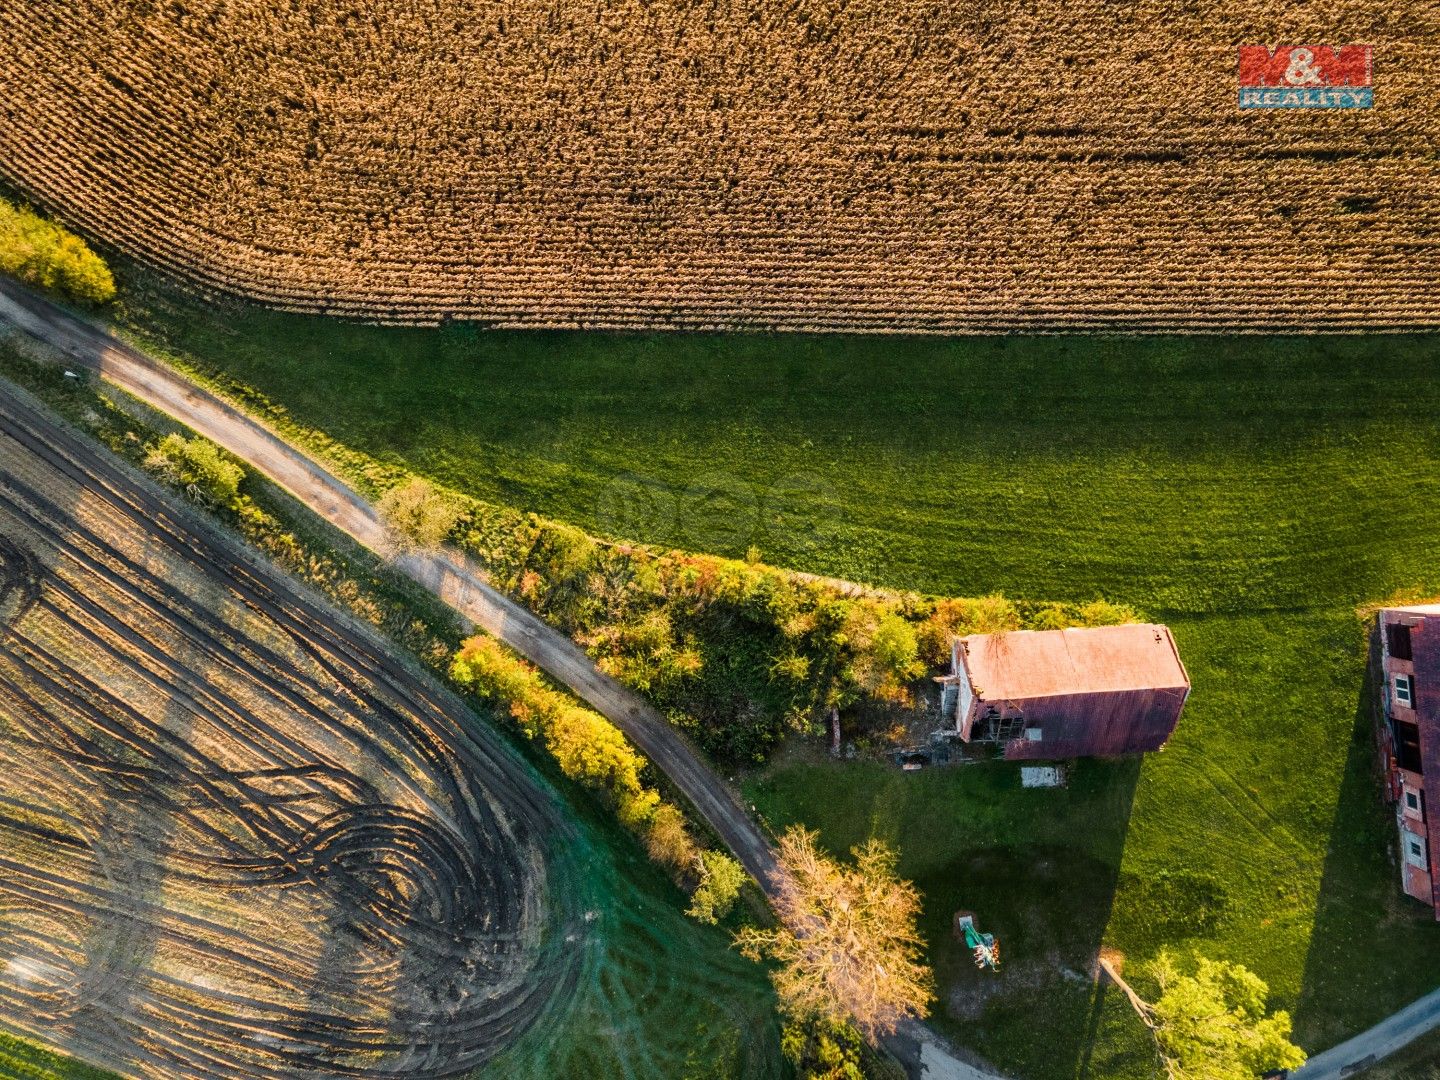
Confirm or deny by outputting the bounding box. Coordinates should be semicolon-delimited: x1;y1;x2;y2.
451;634;745;921
445;498;1137;763
0;197;115;305
154;361;1138;765
124;412;748;922
139;414;1137;767
144;433;244;508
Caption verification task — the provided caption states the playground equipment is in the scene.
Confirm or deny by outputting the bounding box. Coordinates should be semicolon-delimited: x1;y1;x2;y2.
953;912;1000;971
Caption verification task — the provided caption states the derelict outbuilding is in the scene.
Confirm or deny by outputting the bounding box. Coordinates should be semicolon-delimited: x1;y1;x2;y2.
948;624;1190;760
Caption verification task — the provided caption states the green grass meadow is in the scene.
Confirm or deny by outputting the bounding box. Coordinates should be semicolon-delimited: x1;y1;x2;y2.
101;274;1440;1076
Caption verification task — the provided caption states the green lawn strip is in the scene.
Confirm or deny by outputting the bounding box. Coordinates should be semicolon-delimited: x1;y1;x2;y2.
93;270;1440;1072
109;276;1440;601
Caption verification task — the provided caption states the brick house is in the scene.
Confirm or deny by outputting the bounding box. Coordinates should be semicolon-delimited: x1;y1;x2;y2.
1375;605;1440;916
946;624;1189;760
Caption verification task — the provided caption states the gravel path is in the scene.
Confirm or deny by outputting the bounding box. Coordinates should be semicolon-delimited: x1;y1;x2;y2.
1288;986;1440;1080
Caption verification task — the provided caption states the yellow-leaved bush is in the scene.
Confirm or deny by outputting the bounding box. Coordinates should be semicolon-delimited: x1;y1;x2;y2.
0;197;116;304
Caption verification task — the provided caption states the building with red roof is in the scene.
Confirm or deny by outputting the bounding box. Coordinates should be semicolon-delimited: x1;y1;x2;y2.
947;624;1190;760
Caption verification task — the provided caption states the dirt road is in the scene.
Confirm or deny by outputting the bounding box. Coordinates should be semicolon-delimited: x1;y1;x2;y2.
0;280;784;886
0;278;1005;1079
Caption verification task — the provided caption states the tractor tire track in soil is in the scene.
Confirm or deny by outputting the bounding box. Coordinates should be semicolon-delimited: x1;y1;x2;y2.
0;381;579;1078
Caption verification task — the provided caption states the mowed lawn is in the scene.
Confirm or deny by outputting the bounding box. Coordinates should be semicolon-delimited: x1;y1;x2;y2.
114;277;1440;1075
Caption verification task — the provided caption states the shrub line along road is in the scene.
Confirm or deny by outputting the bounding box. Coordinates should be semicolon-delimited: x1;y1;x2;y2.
0;278;999;1080
7;281;1433;1080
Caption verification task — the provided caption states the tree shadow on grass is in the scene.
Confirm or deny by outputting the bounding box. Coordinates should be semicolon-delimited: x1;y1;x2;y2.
1296;644;1440;1058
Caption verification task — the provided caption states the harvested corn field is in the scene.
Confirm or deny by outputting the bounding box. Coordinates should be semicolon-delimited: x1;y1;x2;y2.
1;1;1438;332
0;384;576;1078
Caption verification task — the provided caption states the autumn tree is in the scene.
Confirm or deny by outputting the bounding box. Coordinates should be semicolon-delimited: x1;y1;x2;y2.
644;803;699;872
378;477;460;550
914;594;1020;666
1108;950;1306;1080
735;828;933;1039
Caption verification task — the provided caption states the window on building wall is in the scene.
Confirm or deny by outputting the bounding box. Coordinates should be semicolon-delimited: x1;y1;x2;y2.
1398;720;1425;774
1389;623;1415;661
1396;674;1415;708
1405;831;1429;870
1407;790;1422;812
1024;727;1043;742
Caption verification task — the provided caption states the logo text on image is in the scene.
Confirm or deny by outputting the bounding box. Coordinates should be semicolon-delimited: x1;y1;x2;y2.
1238;45;1373;109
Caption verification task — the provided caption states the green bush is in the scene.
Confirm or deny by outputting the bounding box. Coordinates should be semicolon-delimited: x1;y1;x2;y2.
451;634;753;910
451;634;660;824
143;433;243;507
915;594;1020;665
779;1014;904;1080
847;611;923;703
446;493;1139;763
451;634;757;915
0;198;115;304
687;849;745;924
378;477;460;550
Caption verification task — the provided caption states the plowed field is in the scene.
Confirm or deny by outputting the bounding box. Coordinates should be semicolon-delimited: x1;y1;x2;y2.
0;385;574;1078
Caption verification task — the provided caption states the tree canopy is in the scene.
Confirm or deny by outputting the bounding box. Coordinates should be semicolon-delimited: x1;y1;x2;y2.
378;477;460;550
1146;951;1306;1080
735;828;933;1039
0;197;115;305
688;849;746;925
144;433;243;508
